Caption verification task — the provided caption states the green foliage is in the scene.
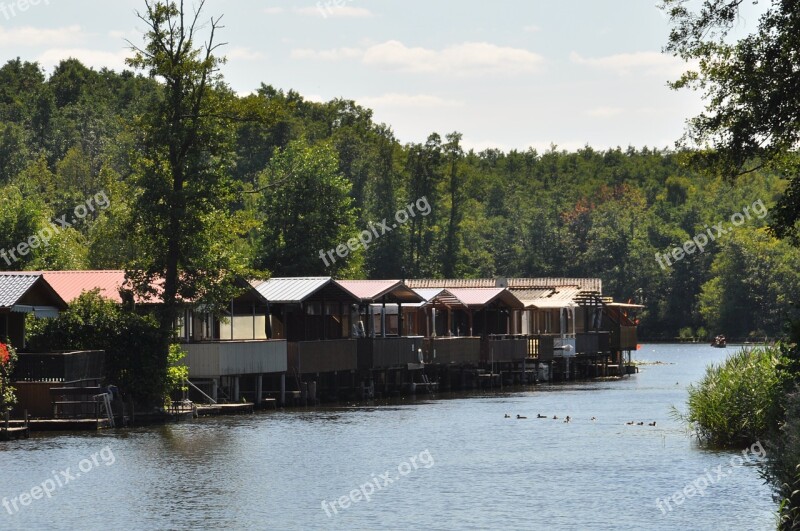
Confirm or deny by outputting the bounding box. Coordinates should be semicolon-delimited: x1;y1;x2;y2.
0;341;18;414
255;140;361;276
165;343;189;407
698;230;800;336
681;346;784;447
26;290;170;409
662;0;800;241
678;327;694;340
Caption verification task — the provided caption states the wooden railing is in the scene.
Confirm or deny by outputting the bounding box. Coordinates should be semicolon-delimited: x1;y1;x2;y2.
424;337;481;365
185;340;287;378
357;337;424;369
481;336;528;363
289;339;358;374
611;325;638;350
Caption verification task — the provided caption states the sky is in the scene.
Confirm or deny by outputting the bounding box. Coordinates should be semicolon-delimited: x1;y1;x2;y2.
0;0;768;153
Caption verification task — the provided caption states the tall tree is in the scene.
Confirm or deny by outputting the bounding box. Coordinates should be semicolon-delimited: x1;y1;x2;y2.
126;1;248;334
662;0;800;239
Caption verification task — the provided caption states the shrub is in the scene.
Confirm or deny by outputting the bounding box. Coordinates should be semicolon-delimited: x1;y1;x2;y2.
681;346;784;447
26;290;170;409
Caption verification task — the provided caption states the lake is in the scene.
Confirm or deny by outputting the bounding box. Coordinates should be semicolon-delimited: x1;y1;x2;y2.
0;343;778;530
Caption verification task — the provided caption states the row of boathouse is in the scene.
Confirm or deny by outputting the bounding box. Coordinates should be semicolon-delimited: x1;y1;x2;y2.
0;271;640;421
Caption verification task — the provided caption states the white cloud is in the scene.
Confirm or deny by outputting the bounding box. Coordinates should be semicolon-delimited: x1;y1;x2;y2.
0;25;84;47
227;47;264;61
587;106;624;118
570;51;690;77
38;48;130;72
293;40;543;76
294;6;374;18
290;47;363;60
358;93;464;109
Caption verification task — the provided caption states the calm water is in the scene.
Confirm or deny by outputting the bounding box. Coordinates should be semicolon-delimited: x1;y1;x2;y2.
0;344;778;530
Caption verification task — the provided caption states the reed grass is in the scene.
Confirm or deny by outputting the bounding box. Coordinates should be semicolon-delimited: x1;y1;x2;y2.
681;346;784;448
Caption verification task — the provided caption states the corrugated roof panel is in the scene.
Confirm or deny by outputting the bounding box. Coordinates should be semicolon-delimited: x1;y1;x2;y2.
336;280;423;303
510;288;554;301
0;274;40;308
252;277;333;303
41;270;129;303
407;278;603;293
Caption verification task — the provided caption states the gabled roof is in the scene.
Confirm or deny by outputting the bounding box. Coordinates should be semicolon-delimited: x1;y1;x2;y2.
0;273;40;308
336;280;423;304
252;277;357;304
0;273;67;315
41;270;130;304
412;288;467;309
446;288;524;309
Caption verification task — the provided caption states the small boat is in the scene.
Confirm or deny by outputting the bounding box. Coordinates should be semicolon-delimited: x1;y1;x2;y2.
711;335;727;348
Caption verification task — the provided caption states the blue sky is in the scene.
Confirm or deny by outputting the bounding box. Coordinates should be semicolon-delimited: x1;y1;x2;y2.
0;0;767;152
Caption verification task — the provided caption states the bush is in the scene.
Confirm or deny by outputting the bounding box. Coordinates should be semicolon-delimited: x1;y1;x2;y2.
681;346;784;447
26;290;170;409
678;326;694;340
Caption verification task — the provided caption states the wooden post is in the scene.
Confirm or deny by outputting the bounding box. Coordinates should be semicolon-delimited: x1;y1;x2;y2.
280;373;286;406
256;374;263;405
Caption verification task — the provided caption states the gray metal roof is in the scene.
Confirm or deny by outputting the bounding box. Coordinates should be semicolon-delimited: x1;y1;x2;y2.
0;273;41;308
252;277;337;304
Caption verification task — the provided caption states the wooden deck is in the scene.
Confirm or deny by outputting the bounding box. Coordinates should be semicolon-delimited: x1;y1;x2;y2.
196;403;254;416
0;426;30;440
27;419;112;431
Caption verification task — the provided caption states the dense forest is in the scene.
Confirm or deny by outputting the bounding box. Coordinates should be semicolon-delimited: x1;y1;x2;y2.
0;57;796;339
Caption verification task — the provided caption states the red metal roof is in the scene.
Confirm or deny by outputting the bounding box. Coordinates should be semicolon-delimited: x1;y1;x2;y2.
38;271;166;304
40;270;131;303
336;280;423;303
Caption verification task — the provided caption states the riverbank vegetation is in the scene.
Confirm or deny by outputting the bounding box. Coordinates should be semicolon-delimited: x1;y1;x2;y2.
681;346;783;447
662;0;800;525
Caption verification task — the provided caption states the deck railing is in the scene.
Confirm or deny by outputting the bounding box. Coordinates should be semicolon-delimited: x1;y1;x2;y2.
357;336;425;369
289;339;358;374
184;340;287;378
424;337;481;365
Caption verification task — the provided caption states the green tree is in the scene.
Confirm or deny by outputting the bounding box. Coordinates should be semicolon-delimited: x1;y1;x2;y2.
255;140;360;276
125;0;250;335
662;0;800;239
